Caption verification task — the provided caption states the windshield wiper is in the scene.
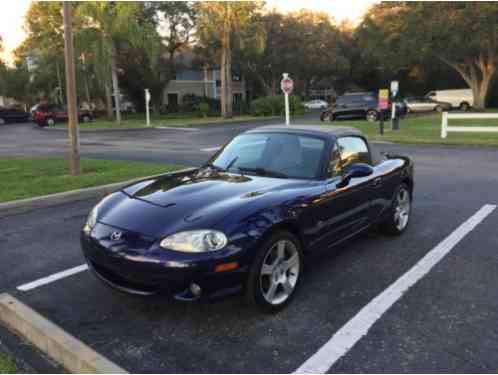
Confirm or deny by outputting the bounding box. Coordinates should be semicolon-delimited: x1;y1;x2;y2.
203;157;239;173
237;167;288;179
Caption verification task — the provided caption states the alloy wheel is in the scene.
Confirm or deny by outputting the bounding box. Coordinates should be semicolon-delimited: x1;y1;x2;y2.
259;239;300;305
366;111;378;122
394;187;410;231
0;118;5;125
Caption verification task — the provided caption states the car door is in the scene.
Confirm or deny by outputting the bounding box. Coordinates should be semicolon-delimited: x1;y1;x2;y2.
55;106;68;122
312;136;377;249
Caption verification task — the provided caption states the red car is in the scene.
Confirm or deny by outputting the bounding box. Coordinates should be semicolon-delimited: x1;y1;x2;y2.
33;104;93;127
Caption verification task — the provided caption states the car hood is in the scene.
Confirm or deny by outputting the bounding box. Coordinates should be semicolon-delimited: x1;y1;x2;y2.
97;169;313;238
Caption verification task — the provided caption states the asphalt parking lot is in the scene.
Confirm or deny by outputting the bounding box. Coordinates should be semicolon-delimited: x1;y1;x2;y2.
1;119;498;372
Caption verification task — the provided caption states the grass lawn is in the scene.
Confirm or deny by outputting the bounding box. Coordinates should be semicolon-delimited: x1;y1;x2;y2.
0;158;181;203
304;113;498;146
53;114;276;130
0;353;16;373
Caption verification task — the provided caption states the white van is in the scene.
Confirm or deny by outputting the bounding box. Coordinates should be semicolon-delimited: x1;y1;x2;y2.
425;89;473;110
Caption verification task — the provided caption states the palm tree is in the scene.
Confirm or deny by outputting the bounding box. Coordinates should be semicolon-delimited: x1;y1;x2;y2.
197;2;263;119
78;2;158;124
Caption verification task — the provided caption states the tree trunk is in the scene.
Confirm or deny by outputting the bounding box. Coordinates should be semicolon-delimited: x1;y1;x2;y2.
104;81;113;120
439;55;496;109
83;69;91;108
110;52;122;124
220;28;233;119
55;60;64;105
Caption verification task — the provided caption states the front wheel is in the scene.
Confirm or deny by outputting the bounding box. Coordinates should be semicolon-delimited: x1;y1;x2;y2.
460;102;470;111
380;184;411;235
245;232;303;313
320;111;333;122
0;118;5;125
46;118;55;126
435;105;444;112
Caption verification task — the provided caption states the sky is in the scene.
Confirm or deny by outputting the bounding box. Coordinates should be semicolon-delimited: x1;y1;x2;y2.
0;0;378;65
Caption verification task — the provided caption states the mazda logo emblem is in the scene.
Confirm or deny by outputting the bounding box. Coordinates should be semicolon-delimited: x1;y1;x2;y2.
110;231;123;241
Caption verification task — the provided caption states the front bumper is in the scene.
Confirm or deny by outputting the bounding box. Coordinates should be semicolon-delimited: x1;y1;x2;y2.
81;223;247;301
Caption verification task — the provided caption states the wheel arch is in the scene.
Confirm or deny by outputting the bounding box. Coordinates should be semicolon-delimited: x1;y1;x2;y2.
260;220;306;252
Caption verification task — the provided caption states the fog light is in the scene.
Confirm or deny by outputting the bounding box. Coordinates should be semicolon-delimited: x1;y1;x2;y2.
189;283;202;297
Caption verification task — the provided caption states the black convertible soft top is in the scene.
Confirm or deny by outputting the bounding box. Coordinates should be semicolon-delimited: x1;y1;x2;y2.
248;124;363;139
247;124;384;165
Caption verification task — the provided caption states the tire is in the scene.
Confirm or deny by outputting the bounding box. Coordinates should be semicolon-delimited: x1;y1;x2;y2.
435;105;444;112
366;110;379;122
460;102;470;111
245;231;303;313
0;118;5;125
320;111;332;122
46;118;55;126
82;115;91;123
380;183;411;236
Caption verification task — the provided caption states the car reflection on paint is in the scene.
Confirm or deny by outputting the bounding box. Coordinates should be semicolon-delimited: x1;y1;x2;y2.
80;125;414;312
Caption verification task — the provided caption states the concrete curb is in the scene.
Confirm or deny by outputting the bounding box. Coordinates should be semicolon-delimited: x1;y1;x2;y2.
0;167;196;219
0;293;127;373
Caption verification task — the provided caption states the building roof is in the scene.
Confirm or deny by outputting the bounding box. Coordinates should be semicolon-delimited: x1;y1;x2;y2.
247;124;363;138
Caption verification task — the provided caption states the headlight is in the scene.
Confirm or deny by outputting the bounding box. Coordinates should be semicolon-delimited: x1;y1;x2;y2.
160;230;228;253
83;206;98;234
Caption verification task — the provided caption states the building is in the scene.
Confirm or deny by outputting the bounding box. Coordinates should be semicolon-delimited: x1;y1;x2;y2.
163;67;247;109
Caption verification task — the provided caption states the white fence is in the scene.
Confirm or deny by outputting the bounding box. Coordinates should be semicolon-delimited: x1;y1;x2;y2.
441;112;498;138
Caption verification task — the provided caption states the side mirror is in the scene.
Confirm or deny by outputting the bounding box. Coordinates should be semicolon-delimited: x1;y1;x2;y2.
338;163;374;187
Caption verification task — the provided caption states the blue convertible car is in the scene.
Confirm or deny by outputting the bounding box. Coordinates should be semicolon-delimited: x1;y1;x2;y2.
81;125;414;312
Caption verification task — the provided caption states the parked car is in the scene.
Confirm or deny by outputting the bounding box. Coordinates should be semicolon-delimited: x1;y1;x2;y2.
320;92;406;122
33;104;94;127
404;97;452;113
425;89;473;110
81;125;414;312
0;107;30;125
303;99;328;110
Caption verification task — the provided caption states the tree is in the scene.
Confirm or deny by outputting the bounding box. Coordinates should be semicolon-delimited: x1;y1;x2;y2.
358;2;498;108
197;2;263;118
120;2;196;113
78;2;159;123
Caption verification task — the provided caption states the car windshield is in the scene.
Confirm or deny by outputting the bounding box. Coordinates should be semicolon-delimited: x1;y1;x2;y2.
208;132;325;179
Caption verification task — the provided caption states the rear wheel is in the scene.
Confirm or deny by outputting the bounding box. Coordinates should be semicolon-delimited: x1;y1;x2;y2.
380;184;411;235
460;102;470;111
245;231;302;313
366;110;379;122
82;115;91;123
46;117;55;126
435;105;444;112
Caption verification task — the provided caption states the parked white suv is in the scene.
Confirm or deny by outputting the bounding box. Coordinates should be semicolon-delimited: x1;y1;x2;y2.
425;89;473;111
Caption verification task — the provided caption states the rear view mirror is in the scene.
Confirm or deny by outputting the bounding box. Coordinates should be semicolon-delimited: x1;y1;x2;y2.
339;163;374;187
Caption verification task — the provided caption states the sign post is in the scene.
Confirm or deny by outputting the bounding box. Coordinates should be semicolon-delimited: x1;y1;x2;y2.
281;73;294;126
378;88;389;135
145;89;151;127
390;81;400;130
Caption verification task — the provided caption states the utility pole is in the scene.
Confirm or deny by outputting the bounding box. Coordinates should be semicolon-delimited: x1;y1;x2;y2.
63;2;80;176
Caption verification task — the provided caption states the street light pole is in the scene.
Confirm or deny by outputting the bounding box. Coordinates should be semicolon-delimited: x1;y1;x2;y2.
63;2;80;176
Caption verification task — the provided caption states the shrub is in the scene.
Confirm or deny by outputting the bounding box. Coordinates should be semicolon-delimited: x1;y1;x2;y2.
250;95;305;116
197;101;210;117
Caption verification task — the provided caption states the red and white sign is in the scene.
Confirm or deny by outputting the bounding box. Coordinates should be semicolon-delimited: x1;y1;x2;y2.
281;77;294;95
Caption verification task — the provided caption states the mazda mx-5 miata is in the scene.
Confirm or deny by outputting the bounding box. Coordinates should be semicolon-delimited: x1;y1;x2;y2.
81;125;414;312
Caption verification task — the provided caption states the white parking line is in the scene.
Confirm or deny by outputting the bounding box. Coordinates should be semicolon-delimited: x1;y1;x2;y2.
295;204;497;374
17;264;88;292
201;146;221;152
